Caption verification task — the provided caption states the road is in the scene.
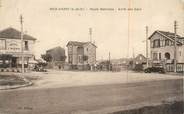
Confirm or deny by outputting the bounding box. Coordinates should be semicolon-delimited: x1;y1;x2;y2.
0;78;183;114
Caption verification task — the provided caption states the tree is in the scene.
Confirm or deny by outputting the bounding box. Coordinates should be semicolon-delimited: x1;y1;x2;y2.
41;54;52;62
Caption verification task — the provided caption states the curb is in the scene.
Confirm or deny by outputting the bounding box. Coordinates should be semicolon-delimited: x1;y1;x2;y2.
0;81;33;90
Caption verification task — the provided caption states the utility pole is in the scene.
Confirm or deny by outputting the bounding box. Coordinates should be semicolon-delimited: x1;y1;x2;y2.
20;15;24;73
89;28;92;43
132;47;135;58
146;26;149;68
109;52;111;71
174;21;177;73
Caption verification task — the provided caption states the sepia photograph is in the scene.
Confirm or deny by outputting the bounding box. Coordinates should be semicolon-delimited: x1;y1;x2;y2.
0;0;184;114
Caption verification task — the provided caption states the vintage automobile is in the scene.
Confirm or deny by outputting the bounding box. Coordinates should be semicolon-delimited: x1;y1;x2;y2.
144;67;166;73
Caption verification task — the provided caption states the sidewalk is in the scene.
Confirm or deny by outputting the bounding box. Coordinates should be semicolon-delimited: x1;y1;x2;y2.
0;72;33;90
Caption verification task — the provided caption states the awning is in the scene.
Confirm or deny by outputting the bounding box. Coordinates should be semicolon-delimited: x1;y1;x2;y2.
29;60;38;64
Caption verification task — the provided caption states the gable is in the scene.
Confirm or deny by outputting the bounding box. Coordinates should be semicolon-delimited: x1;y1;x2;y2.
149;31;183;45
149;31;171;41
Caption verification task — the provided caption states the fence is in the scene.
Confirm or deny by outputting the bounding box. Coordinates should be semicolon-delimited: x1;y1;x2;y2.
166;63;184;73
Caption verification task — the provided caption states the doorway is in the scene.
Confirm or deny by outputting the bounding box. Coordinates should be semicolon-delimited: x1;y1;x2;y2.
12;57;17;67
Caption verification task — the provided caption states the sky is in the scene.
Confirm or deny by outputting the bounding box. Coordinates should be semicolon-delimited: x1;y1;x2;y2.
0;0;184;60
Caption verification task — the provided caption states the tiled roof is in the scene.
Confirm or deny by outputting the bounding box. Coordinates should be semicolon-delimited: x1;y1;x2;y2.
158;30;184;40
0;27;36;40
46;46;65;52
67;41;97;47
149;30;184;45
67;41;86;47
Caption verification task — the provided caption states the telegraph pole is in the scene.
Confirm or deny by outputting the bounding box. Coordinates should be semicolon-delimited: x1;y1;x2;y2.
20;15;24;73
146;26;149;68
174;21;177;73
109;52;111;71
89;28;92;43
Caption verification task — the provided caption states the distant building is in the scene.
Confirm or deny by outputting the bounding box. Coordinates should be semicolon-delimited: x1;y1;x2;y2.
108;58;133;71
149;30;184;72
46;46;65;61
66;41;97;69
133;54;147;65
131;54;147;70
0;27;36;68
45;46;66;69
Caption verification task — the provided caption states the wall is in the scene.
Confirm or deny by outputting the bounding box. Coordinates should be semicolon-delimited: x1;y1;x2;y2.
150;33;184;63
84;43;96;65
178;45;184;63
0;38;35;55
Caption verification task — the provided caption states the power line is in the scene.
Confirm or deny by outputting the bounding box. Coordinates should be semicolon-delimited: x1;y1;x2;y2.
89;28;92;42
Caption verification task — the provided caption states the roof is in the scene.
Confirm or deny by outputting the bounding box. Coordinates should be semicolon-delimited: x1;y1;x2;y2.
148;30;184;45
66;41;97;47
46;46;65;52
0;27;36;40
135;54;146;59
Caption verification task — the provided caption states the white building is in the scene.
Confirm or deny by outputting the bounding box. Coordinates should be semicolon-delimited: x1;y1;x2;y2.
149;30;184;72
0;27;36;68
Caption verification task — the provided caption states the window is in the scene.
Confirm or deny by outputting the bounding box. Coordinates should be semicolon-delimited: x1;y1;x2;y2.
68;55;72;63
165;39;170;46
160;38;164;47
159;53;161;60
165;52;170;60
24;41;29;50
151;41;154;48
153;53;158;60
78;55;83;63
153;39;160;48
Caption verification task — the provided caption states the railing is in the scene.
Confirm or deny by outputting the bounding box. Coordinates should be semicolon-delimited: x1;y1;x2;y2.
166;63;184;73
0;49;34;56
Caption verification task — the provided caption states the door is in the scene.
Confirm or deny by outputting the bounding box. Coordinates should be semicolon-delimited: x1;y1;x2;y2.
12;57;17;67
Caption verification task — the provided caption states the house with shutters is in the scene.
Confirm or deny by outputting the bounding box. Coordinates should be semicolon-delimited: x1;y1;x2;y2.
66;41;97;69
148;30;184;72
0;27;36;68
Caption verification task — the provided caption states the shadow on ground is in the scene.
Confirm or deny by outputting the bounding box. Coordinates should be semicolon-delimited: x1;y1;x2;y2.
111;101;183;114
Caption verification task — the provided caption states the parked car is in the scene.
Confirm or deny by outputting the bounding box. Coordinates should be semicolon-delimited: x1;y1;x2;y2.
144;67;165;73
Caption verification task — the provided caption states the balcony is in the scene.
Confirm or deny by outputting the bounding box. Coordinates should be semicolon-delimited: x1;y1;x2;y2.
0;49;34;57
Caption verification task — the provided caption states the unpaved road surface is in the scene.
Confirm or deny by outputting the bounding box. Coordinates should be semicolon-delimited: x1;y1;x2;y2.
0;77;183;114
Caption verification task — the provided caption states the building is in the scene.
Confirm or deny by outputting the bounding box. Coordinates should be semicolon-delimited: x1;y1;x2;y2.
46;46;65;61
133;54;147;65
45;46;66;69
0;27;36;68
66;41;97;69
130;54;147;70
110;58;132;71
149;30;184;72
